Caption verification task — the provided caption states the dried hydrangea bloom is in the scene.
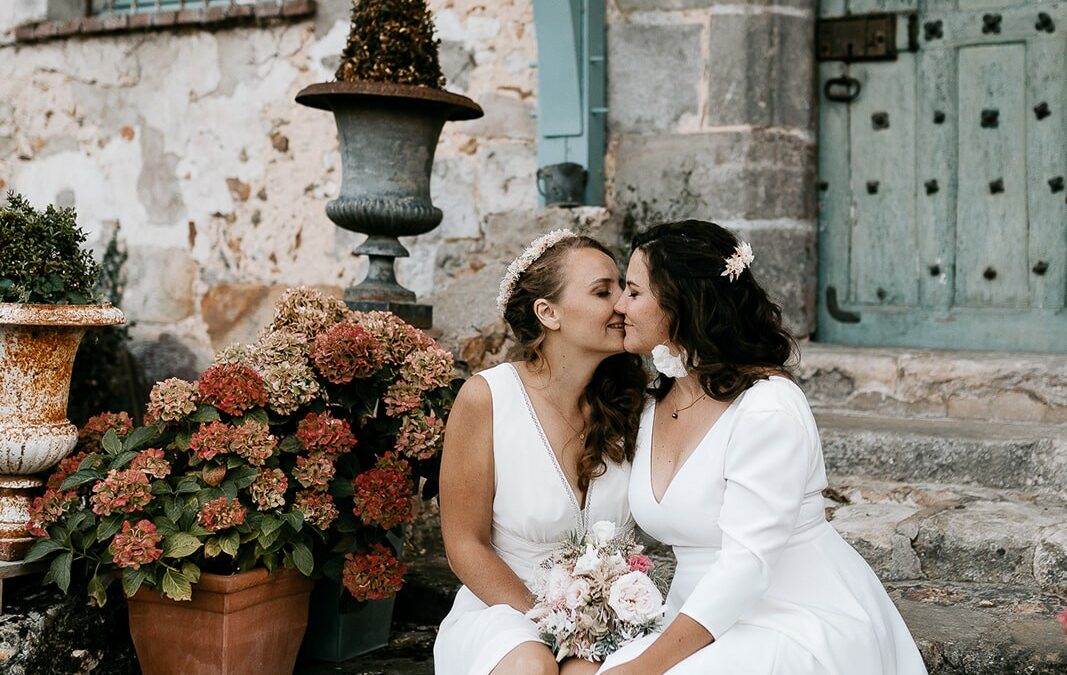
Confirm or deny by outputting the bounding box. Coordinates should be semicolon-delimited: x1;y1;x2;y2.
197;363;269;416
296;411;357;457
310;322;383;384
264;286;349;340
293;452;336;491
198;497;247;532
129;448;171;479
27;488;78;538
110;520;163;570
213;342;253;367
90;469;153;516
249;468;288;511
46;451;89;490
399;346;455;392
394;410;445;461
352;453;415;529
293;489;340;530
189;421;233;462
229;421;277;467
144;378;199;425
354;310;434;366
343;544;407;601
383;380;423;417
79;411;134;449
247;331;320;415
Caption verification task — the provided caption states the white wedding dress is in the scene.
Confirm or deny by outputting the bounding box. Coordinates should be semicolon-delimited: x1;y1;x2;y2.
599;376;927;674
434;362;633;675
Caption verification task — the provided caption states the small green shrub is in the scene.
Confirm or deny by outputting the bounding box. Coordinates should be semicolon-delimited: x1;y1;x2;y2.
0;192;99;305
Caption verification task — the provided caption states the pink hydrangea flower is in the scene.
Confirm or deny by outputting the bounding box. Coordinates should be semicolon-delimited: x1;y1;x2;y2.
27;489;78;538
229;421;276;467
110;520;163;569
130;448;171;479
90;469;153;516
249;468;288;511
197;363;268;416
198;497;246;532
293;452;335;490
144;378;199;425
310;322;383;384
294;489;340;530
395;411;445;461
296;411;357;457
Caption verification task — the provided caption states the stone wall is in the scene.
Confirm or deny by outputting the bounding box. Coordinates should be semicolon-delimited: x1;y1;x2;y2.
0;0;817;384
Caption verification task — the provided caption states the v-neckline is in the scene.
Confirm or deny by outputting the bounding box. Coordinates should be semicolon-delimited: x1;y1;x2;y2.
507;363;590;526
647;392;742;505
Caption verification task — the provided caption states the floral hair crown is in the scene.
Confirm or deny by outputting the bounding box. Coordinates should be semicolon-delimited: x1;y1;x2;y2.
497;229;579;315
721;241;754;282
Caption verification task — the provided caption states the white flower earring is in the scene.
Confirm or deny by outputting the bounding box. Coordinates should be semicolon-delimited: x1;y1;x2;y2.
651;344;688;379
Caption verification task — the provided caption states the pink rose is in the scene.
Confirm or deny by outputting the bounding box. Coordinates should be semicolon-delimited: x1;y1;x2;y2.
608;571;664;624
545;564;572;605
627;554;654;574
564;579;591;610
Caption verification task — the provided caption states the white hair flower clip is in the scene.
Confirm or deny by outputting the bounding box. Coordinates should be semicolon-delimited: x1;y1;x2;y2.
721;240;754;282
651;344;688;379
496;229;580;315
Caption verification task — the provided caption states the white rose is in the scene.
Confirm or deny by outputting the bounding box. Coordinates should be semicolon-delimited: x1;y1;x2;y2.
589;520;616;546
545;564;572;604
573;544;600;575
564;579;591;609
608;571;665;623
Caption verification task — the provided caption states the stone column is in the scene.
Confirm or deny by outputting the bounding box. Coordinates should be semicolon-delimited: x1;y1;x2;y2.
606;0;818;336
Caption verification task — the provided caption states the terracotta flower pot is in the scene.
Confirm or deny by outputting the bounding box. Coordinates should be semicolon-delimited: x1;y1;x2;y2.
0;302;125;560
127;568;314;675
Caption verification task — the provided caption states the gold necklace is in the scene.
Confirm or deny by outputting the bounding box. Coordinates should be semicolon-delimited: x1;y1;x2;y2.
671;392;708;419
548;398;587;441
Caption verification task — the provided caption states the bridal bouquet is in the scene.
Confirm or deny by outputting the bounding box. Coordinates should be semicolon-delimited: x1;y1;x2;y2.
526;521;666;661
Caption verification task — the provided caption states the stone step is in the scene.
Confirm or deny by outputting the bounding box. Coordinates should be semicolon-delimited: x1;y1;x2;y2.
826;477;1067;591
816;412;1067;493
797;343;1067;425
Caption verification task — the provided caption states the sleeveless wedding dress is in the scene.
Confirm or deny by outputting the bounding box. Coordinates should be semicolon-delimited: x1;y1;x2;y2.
434;362;633;675
598;376;927;674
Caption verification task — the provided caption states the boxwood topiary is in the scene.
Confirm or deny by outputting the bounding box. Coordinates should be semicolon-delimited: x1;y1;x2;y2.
0;192;99;305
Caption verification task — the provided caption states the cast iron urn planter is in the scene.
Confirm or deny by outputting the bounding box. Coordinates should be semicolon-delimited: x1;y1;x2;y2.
296;81;483;328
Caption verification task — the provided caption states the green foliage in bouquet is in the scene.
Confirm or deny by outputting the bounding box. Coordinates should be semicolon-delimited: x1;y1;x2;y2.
335;0;446;88
0;192;99;305
26;288;458;605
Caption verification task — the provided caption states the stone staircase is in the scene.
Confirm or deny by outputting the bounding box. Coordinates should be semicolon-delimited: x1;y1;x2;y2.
302;344;1067;674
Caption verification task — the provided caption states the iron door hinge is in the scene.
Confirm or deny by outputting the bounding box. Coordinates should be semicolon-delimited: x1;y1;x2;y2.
817;13;918;62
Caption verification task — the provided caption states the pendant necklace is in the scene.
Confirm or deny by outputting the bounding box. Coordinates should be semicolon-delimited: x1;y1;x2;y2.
671;392;708;419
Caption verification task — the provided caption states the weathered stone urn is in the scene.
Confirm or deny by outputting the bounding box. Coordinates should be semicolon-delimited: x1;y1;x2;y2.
296;81;482;328
0;303;126;560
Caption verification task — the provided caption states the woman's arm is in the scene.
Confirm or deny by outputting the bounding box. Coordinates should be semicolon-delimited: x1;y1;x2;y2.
439;375;538;612
603;408;810;674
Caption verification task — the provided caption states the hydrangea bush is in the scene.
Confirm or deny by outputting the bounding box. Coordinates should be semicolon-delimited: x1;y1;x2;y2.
26;288;457;605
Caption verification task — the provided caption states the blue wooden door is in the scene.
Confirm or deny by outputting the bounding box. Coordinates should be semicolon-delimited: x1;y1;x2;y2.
817;0;1067;352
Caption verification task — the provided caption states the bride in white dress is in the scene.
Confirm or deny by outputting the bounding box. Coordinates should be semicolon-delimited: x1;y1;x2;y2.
434;231;648;675
597;220;927;675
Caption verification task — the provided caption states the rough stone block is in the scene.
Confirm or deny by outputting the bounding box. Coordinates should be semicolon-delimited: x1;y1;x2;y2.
477;141;538;215
736;223;816;336
830;503;923;580
1033;525;1067;592
617;0;813;10
462;93;535;140
706;12;814;130
607;22;702;133
913;501;1067;588
612;131;815;222
123;247;198;324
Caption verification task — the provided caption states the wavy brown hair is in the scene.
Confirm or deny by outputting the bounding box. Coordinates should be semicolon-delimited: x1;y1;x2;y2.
632;220;797;403
503;236;647;493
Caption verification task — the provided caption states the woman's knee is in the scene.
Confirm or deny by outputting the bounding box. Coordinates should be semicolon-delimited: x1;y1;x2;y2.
491;641;558;675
